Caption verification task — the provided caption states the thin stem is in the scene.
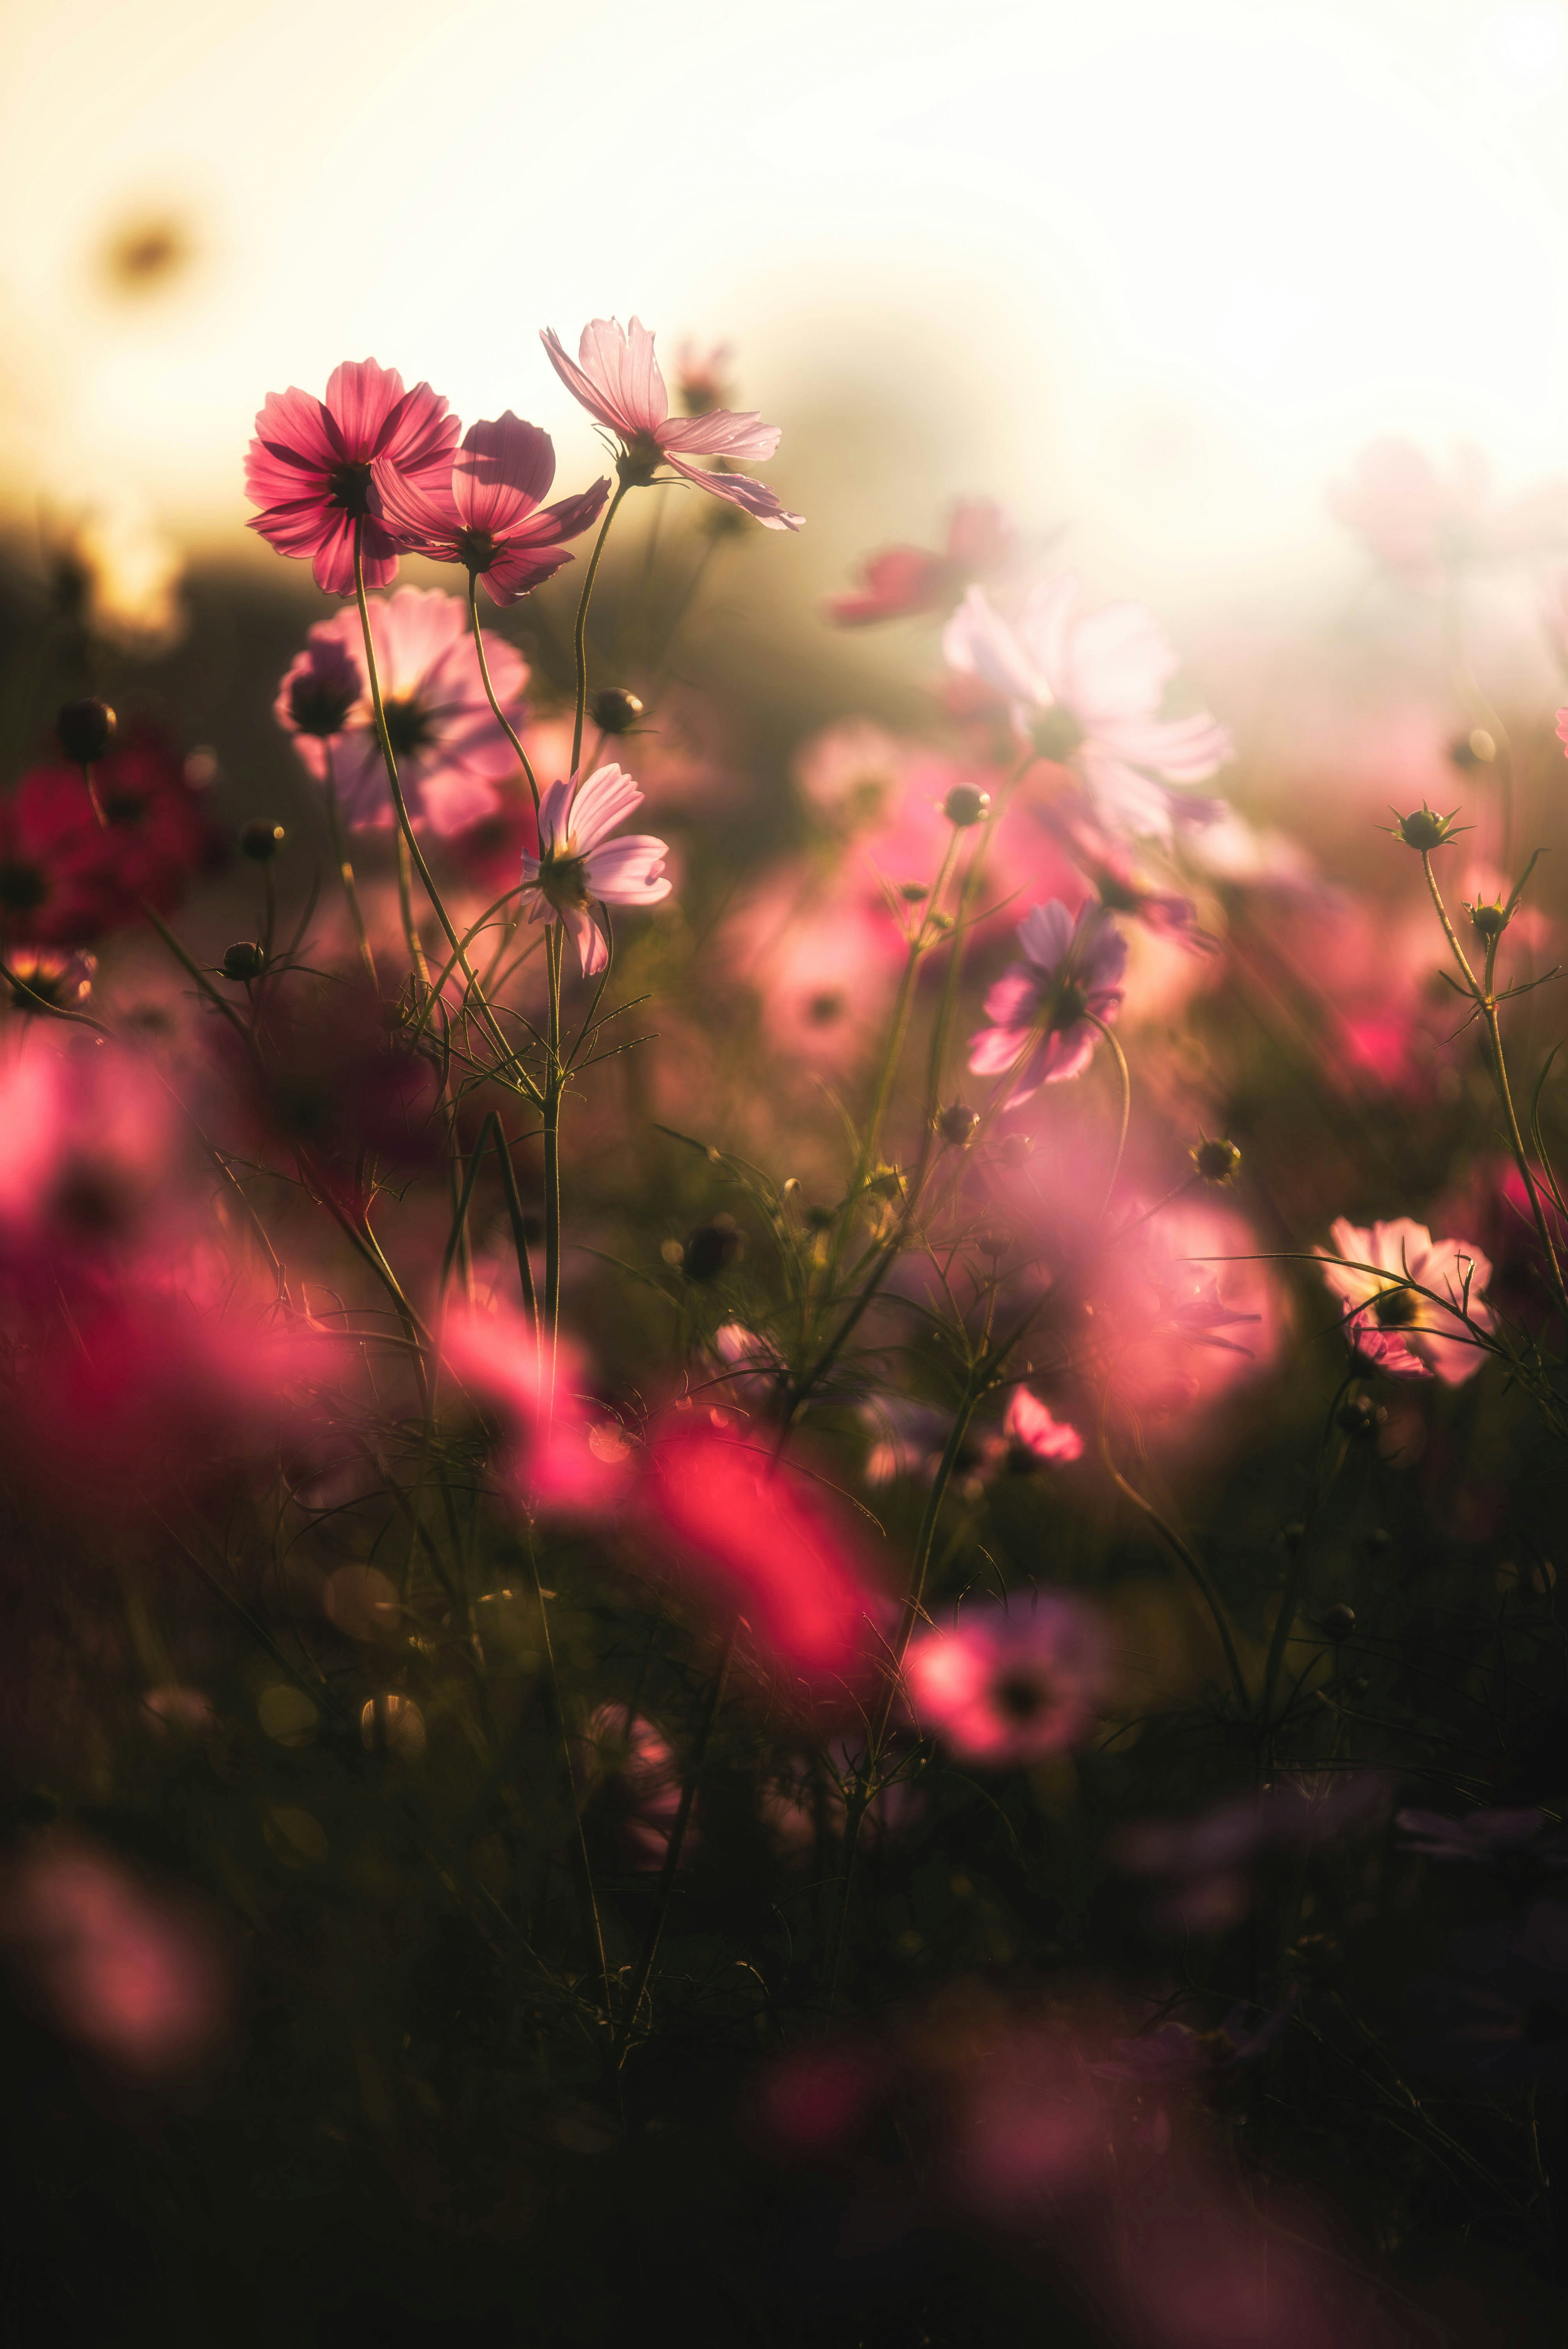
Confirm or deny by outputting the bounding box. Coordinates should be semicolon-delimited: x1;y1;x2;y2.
522;1532;613;2046
571;481;630;778
1087;1014;1131;1222
468;572;539;812
618;1619;736;2058
1098;1394;1250;1712
543;923;564;1407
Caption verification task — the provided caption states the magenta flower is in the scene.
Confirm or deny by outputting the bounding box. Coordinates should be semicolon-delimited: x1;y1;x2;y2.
1319;1216;1494;1384
904;1595;1109;1765
541;316;803;532
275;586;528;835
993;1387;1085;1469
1037;787;1209;949
826;498;1014;626
968;900;1127;1102
374;411;610;605
942;578;1230;841
443;1301;634;1518
520;764;671;977
245;359;459;597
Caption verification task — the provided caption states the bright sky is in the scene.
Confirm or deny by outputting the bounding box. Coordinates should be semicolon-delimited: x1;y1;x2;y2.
2;0;1567;598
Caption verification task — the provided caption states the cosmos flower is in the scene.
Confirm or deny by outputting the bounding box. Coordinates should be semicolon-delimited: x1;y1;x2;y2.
541;316;803;532
1330;438;1568;585
0;726;217;948
581;1705;692;1869
519;764;671;977
903;1595;1109;1765
967;900;1127;1101
245;358;459;596
984;1387;1085;1471
942;579;1231;842
1033;787;1209;948
275;587;529;835
374;410;610;604
1319;1217;1494;1384
442;1299;634;1517
825;498;1014;625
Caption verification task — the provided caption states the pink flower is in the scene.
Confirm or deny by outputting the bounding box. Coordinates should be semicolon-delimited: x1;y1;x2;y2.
245;359;459;597
1319;1217;1494;1384
825;498;1015;625
0;725;218;948
992;1387;1085;1469
581;1705;691;1869
520;764;671;976
275;586;528;835
0;1036;184;1279
1330;437;1568;584
904;1595;1109;1765
1;1836;233;2086
375;411;610;605
638;1426;887;1692
968;900;1127;1101
673;338;735;416
541;316;803;532
942;579;1231;842
1033;788;1208;948
443;1299;634;1516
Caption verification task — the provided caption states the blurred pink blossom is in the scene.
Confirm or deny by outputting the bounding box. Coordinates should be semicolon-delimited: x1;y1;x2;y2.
1330;438;1568;583
1320;1217;1494;1384
904;1593;1109;1765
968;900;1127;1101
942;578;1231;842
245;358;459;597
581;1705;690;1868
276;586;528;835
519;764;671;977
542;316;802;532
825;499;1014;625
376;410;609;604
443;1300;634;1515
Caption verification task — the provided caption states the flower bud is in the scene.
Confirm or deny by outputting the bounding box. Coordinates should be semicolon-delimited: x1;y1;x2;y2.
682;1219;742;1283
1321;1604;1356;1642
222;941;266;982
1336;1396;1384;1440
1390;802;1461;852
239;820;285;862
1191;1136;1242;1184
937;1103;980;1147
56;698;116;764
591;686;644;735
942;784;990;828
1467;898;1508;939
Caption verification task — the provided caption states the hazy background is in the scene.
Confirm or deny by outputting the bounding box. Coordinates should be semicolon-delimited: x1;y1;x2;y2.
3;0;1568;629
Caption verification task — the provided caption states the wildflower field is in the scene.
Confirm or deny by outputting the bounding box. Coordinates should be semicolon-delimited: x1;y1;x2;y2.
3;319;1568;2347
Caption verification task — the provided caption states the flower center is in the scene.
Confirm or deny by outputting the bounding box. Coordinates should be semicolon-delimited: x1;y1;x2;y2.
327;460;375;517
538;848;590;913
806;990;845;1026
0;859;48;914
382;695;434;758
456;526;498;574
290;676;356;739
1031;705;1085;762
1372;1286;1419;1328
993;1672;1049;1722
103;789;148;827
1037;977;1088;1035
618;430;664;488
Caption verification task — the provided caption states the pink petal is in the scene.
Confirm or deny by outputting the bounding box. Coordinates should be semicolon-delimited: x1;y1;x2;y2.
568;764;644;849
1094;711;1232;785
660;455;803;531
657;410;782;462
583;836;671;904
563;900;608;976
374;466;461;556
480;545;575;604
1015;900;1076;970
454;411;556;532
323;360;409;458
248;386;338;474
1063;598;1179;723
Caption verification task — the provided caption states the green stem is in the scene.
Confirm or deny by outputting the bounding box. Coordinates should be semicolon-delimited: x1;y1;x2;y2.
1087;1014;1131;1222
468;572;539;812
323;752;378;989
571;481;630;778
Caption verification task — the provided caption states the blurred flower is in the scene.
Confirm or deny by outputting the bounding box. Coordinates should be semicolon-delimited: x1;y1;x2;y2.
2;944;95;1012
276;587;528;836
1329;438;1568;583
1182;807;1321;902
542;316;803;531
968;900;1127;1101
0;1036;184;1280
376;410;609;604
519;764;671;977
1396;1806;1568;1867
1089;1991;1299;2082
245;358;459;596
637;1426;887;1691
825;499;1014;625
581;1704;690;1868
710;1320;787;1412
1032;788;1208;947
859;1395;953;1484
0;1834;233;2087
1116;1776;1391;1934
726;874;902;1070
674;337;735;415
1319;1217;1494;1384
0;724;217;949
942;579;1231;842
443;1299;635;1517
982;1386;1085;1472
904;1594;1109;1765
1407;1902;1568;2087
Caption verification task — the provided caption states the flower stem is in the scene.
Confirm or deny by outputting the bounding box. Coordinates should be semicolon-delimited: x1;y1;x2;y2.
323;750;378;990
468;573;539;813
1098;1391;1250;1712
571;482;630;778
